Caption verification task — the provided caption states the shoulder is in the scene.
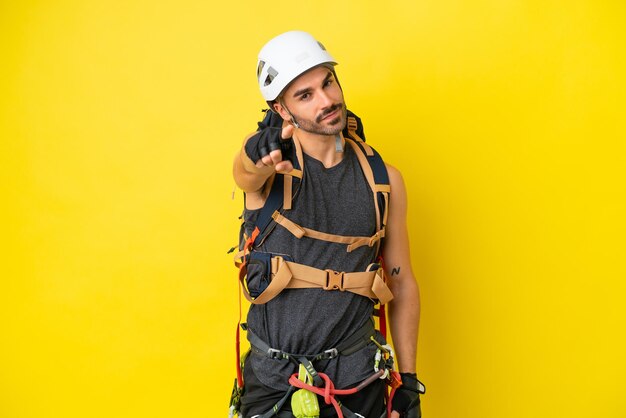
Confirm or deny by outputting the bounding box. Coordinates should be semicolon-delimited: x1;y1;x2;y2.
385;163;406;196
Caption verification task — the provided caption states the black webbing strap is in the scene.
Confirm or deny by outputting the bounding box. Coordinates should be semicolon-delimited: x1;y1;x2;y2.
350;139;390;233
256;385;296;418
250;317;376;418
246;318;375;362
245;319;376;387
296;356;324;387
252;172;284;248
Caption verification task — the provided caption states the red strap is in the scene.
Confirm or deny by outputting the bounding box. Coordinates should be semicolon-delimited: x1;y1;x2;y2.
386;371;403;417
235;227;260;389
377;256;388;339
244;227;260;254
378;304;387;340
236;272;244;388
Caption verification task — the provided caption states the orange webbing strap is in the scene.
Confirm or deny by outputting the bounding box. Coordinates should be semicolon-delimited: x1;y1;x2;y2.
377;255;389;340
239;256;394;305
276;134;305;213
271;211;385;252
233;249;245;269
347;115;358;132
283;175;292;210
345;138;389;255
346;116;374;156
277;168;302;211
292;133;305;172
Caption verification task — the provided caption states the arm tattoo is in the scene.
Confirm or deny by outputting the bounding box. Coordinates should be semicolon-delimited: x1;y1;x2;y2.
391;266;401;276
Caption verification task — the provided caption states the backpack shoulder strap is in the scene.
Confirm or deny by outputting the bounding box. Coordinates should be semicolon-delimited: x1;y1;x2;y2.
344;111;390;242
249;136;305;249
344;136;390;255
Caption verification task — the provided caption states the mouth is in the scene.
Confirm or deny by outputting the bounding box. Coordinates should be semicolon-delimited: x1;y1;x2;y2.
322;109;339;121
318;105;342;122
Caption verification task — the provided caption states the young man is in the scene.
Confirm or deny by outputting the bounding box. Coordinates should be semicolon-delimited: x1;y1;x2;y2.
232;31;423;418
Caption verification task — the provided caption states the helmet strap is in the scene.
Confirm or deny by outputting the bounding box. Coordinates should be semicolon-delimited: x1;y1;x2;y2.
278;98;301;129
335;134;343;153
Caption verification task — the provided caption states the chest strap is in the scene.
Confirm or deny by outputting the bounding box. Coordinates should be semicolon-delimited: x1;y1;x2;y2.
239;256;394;305
271;211;385;253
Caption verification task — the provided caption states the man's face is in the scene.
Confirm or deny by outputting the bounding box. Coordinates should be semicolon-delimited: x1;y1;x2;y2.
275;66;346;136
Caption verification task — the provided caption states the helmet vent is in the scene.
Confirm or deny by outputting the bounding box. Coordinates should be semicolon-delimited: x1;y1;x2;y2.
256;31;336;101
257;61;265;79
264;66;278;86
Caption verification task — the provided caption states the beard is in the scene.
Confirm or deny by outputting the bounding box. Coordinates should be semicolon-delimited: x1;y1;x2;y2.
292;103;347;136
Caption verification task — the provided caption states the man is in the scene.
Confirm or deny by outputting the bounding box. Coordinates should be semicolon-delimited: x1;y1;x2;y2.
232;31;423;418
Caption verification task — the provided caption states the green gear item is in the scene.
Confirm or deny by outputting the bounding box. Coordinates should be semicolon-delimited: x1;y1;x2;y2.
228;378;243;418
291;364;320;418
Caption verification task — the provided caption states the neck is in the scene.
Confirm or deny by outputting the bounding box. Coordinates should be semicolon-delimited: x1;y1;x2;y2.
294;130;345;168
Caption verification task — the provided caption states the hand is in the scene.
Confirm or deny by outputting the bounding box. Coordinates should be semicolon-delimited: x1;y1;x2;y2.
244;120;294;172
391;373;424;418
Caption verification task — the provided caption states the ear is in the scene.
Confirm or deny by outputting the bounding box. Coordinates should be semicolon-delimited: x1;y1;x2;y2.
272;100;291;122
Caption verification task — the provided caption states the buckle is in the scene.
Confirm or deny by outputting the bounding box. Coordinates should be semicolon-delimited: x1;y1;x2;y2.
323;348;338;359
417;379;426;394
347;116;357;131
323;270;345;291
368;231;381;247
267;348;284;359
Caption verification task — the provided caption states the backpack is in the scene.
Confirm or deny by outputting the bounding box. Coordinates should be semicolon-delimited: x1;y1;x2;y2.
229;109;396;418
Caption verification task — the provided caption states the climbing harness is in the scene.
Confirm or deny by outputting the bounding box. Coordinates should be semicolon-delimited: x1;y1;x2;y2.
247;319;377;387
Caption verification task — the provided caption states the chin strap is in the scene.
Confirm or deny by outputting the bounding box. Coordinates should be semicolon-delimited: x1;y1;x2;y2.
335;134;343;152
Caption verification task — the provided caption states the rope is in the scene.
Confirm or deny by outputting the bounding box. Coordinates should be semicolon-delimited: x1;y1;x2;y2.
287;370;385;418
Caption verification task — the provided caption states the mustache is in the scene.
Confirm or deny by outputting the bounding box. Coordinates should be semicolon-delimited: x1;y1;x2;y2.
316;103;343;123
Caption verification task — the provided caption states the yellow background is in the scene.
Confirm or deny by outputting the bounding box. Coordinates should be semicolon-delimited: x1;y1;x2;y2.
1;1;625;417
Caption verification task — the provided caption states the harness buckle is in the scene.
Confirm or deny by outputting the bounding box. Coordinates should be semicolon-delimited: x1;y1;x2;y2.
368;231;381;247
323;270;345;291
323;348;339;359
267;348;285;360
347;116;358;132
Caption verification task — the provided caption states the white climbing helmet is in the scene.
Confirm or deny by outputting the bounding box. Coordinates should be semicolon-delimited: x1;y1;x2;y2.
257;31;337;101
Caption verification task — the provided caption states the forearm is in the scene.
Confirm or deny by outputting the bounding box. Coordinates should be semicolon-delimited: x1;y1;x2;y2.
388;275;420;373
232;133;274;192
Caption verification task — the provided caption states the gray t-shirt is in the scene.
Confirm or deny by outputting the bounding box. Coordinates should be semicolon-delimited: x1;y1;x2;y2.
243;143;387;391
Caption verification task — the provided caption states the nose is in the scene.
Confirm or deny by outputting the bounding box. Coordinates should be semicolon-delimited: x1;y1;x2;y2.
318;89;333;108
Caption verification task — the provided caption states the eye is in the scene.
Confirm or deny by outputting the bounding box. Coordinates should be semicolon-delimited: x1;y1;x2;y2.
300;93;310;101
324;79;333;87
